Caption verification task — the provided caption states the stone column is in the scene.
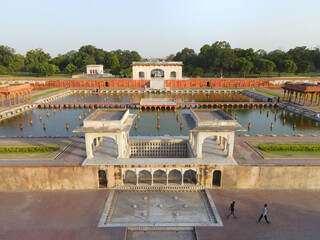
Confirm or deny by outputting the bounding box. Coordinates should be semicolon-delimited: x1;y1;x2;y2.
311;93;315;106
96;137;100;147
181;169;184;186
151;169;154;186
227;133;235;158
85;134;94;158
166;169;169;185
224;138;228;151
195;133;203;158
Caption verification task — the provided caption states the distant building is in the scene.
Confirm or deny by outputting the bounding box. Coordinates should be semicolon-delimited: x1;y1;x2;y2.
86;65;104;75
131;61;184;89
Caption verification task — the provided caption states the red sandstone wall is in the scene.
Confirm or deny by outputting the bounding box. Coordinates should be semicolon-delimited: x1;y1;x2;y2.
0;78;319;90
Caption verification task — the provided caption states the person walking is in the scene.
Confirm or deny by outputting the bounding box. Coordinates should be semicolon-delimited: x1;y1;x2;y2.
227;201;237;219
257;204;270;223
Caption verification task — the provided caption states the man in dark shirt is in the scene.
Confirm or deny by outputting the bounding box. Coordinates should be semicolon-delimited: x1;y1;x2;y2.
227;201;237;219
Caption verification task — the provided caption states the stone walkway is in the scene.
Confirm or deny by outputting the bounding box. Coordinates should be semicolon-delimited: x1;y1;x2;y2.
0;189;319;240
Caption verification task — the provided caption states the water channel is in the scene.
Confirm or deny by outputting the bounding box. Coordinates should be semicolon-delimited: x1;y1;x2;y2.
0;92;319;137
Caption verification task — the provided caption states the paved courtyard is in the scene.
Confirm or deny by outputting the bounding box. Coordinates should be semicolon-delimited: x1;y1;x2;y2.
0;189;319;240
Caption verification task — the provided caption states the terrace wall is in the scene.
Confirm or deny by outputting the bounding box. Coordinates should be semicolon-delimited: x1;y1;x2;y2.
0;164;319;191
0;78;319;90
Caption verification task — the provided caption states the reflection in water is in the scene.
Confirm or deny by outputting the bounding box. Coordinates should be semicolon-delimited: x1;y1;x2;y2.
0;107;318;137
52;92;258;104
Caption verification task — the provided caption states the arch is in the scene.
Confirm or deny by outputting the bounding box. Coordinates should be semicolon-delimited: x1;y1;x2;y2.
168;169;182;185
153;169;167;185
124;170;137;185
98;170;108;188
139;71;145;78
151;69;164;78
183;170;197;185
212;170;222;187
170;71;176;78
138;170;152;185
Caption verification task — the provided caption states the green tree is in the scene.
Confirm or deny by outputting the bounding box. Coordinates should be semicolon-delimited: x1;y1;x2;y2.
51;56;69;72
71;51;95;72
110;55;121;75
25;48;51;73
236;57;253;77
198;44;212;73
166;54;175;61
64;63;77;75
11;54;25;72
34;62;60;76
256;59;276;76
278;60;297;75
0;45;15;67
121;67;132;76
297;61;312;73
210;41;236;78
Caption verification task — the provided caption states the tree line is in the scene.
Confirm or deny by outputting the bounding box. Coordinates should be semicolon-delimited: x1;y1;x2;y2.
0;45;141;76
0;42;320;77
169;41;320;77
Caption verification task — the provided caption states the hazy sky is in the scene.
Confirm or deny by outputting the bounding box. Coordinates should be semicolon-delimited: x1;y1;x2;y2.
1;0;320;58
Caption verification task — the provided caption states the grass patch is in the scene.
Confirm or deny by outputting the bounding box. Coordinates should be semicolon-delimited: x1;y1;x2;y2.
0;146;59;153
0;141;70;160
254;89;282;98
31;88;64;100
248;141;320;159
0;73;72;79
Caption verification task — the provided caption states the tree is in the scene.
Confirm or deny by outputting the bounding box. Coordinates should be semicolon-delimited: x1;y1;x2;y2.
0;45;15;68
278;60;297;75
25;48;51;73
121;67;132;76
110;55;121;75
236;57;253;77
51;56;69;72
310;48;320;70
297;61;312;73
210;41;236;78
71;51;95;72
256;59;276;77
198;44;212;73
166;54;175;61
11;54;25;72
64;63;77;75
34;62;60;76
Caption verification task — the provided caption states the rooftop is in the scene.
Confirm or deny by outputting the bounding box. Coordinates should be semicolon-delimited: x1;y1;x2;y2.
184;109;245;132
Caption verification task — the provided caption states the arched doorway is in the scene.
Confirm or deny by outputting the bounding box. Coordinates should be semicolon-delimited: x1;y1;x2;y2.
124;170;137;185
139;71;145;78
98;170;108;188
168;169;182;185
151;69;164;78
153;170;167;185
170;71;176;78
183;170;197;185
138;170;152;185
212;170;222;187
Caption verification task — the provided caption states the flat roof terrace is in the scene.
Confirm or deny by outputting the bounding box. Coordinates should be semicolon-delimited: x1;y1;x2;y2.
140;98;176;107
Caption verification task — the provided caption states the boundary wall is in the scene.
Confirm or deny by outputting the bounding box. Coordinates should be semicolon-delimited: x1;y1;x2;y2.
1;78;319;90
0;164;319;191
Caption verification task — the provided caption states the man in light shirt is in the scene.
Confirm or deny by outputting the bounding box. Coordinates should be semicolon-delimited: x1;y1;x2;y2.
257;204;271;224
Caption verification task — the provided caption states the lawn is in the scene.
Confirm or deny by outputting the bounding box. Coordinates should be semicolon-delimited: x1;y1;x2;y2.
254;89;283;98
31;88;64;100
0;72;73;79
247;141;320;159
0;140;71;160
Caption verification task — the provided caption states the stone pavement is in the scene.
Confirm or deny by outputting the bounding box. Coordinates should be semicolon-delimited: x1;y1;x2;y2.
0;189;319;240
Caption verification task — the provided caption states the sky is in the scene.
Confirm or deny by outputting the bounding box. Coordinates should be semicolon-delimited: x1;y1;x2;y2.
1;0;320;58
